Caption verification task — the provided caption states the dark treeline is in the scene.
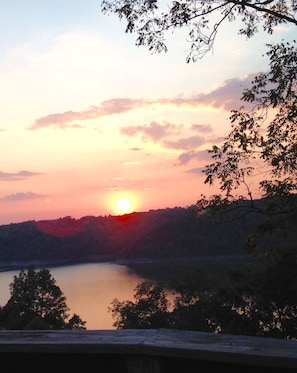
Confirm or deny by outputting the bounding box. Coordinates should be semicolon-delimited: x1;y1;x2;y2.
0;201;289;265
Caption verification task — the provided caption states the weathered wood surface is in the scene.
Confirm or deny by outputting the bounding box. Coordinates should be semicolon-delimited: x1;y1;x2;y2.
0;329;296;369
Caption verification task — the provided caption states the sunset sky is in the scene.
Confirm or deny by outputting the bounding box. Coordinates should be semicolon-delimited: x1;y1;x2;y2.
0;0;295;225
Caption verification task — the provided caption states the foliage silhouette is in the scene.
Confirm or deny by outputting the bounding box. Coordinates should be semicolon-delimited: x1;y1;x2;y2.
0;266;86;330
101;2;297;337
101;0;297;61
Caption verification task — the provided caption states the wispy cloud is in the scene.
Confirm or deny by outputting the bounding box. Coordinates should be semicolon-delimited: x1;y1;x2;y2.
191;124;213;133
185;167;205;174
129;147;143;151
29;75;255;130
176;149;212;166
0;170;43;181
1;191;43;201
121;119;216;152
121;121;181;142
30;98;148;130
196;75;255;110
163;136;205;150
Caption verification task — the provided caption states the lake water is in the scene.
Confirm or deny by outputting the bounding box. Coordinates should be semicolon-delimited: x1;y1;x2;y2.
0;262;149;330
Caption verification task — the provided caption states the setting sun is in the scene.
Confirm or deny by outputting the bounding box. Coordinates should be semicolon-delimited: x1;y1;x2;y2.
116;197;131;213
105;192;140;216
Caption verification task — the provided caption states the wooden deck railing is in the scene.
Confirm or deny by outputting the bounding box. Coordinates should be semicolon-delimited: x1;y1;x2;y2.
0;328;296;372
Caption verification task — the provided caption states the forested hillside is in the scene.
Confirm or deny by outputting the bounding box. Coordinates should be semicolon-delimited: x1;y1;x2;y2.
0;204;281;266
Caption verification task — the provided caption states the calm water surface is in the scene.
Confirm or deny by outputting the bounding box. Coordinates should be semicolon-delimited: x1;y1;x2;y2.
0;262;147;330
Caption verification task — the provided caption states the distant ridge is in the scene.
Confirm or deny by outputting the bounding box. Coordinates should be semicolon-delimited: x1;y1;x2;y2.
0;204;277;268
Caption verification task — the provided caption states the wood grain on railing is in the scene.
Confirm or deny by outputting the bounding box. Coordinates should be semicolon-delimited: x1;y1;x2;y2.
0;329;296;372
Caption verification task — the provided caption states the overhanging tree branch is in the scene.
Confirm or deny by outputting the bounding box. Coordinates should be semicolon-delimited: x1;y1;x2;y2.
101;1;297;60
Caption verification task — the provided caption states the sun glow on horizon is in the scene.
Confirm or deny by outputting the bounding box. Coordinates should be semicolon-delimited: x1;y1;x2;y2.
103;192;141;216
116;197;132;214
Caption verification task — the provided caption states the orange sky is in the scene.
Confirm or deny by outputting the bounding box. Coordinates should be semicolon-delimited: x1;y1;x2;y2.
0;1;295;225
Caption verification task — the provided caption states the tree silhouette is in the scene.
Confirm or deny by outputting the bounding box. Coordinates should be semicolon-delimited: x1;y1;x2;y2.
101;0;297;61
0;266;86;330
197;41;297;248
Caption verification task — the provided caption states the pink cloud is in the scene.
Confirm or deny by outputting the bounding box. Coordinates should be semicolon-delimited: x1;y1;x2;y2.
163;135;205;150
0;170;43;181
30;98;148;130
29;75;255;129
177;149;211;165
1;191;43;201
121;121;179;142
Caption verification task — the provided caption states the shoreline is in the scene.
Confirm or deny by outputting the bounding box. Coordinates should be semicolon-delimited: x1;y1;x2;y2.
0;254;251;273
